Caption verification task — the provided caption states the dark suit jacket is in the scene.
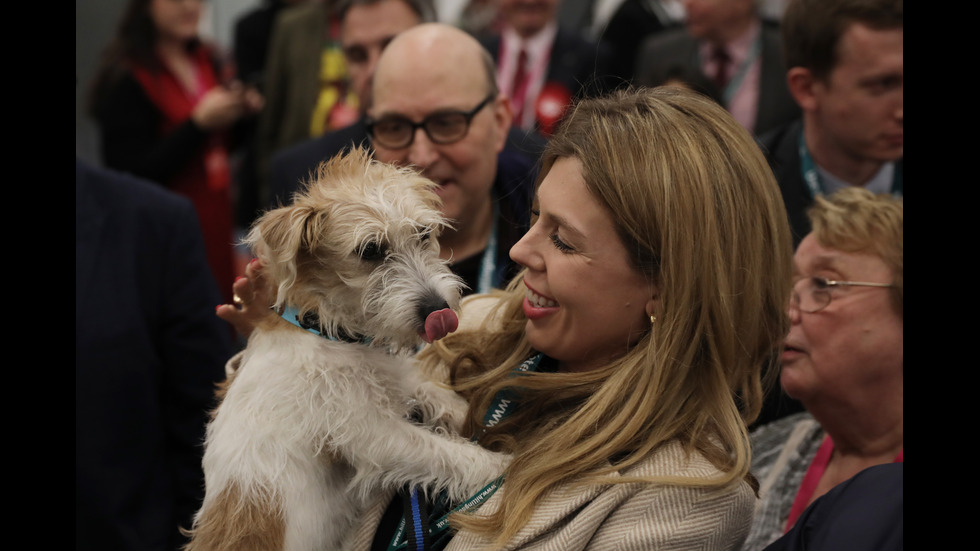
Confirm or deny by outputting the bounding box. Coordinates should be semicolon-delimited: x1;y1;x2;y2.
231;0;290;229
268;118;373;208
634;21;799;136
76;159;232;550
232;0;288;87
597;0;682;84
757;118;906;248
479;26;616;131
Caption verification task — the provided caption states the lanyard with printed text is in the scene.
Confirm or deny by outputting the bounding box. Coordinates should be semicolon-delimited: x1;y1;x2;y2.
387;353;544;551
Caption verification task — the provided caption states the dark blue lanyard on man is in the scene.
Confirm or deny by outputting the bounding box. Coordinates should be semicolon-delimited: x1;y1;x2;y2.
476;201;500;294
387;353;544;551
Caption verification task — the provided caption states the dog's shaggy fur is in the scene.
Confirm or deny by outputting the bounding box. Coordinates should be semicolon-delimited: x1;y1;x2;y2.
184;148;509;551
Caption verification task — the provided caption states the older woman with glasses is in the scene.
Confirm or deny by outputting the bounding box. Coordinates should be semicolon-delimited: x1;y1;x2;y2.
742;187;903;550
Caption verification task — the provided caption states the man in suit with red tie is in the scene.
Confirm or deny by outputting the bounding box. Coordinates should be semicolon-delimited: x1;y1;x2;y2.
633;0;799;137
477;0;615;137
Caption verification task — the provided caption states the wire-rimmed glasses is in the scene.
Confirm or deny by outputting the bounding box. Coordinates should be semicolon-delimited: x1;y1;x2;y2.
791;276;895;313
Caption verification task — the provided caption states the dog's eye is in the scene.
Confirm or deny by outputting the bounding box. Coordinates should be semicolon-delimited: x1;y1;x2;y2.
419;229;432;243
359;241;387;261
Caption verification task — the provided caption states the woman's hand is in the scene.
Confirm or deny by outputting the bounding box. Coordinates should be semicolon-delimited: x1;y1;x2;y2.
242;83;264;115
192;82;254;130
216;259;275;339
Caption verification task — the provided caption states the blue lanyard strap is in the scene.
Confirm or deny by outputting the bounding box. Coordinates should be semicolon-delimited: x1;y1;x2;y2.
388;478;503;551
476;201;500;295
798;132;823;200
387;353;544;551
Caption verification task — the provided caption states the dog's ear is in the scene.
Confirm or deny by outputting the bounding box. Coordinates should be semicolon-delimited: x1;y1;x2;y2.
245;203;327;303
300;206;332;254
250;205;310;259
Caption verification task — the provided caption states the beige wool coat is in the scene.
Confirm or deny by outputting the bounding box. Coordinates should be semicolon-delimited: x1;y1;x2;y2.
344;439;755;550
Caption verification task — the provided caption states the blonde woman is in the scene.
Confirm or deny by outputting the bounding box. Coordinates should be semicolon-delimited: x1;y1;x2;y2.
347;86;793;549
223;86;793;549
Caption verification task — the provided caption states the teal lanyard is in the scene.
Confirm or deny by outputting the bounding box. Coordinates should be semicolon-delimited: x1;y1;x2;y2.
798;133;903;199
475;201;500;295
387;353;544;551
481;353;541;429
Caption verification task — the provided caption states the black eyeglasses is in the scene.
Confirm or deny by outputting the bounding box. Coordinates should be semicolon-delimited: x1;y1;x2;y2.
791;276;895;313
366;95;495;149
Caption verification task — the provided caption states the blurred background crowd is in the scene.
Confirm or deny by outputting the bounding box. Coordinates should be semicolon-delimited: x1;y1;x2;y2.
76;1;901;549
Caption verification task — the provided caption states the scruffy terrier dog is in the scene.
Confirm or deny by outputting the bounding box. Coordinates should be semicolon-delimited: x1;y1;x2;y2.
184;148;508;550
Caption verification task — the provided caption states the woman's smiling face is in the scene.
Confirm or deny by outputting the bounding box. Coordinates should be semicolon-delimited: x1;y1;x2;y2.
509;157;658;373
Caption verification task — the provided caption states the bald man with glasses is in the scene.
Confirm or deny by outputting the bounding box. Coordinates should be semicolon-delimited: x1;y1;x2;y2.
367;23;540;294
269;22;542;295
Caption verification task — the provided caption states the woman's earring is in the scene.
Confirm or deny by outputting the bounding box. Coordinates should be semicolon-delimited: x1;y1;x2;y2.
649;315;656;325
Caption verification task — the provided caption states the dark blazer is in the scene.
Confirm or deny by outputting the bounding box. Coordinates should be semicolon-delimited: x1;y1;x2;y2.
596;0;682;84
479;27;616;102
231;0;291;229
634;21;799;136
267;118;373;209
478;26;617;135
757;118;905;248
233;0;290;87
76;159;232;551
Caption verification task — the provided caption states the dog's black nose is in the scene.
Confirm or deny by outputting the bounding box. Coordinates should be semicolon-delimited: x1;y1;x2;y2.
416;294;451;322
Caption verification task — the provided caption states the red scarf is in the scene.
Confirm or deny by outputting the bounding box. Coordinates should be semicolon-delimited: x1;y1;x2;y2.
128;45;236;303
129;45;231;193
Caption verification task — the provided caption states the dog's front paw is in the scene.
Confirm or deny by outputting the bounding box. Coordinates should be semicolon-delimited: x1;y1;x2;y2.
414;381;469;432
447;448;512;502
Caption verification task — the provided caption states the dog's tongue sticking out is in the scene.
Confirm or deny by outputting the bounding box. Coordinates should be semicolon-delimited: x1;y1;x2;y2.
422;308;459;344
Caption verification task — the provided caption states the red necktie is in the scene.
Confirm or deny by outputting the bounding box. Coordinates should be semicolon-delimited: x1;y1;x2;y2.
711;45;731;91
511;48;529;126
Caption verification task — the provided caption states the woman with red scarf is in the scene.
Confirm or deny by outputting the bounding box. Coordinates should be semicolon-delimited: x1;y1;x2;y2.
90;0;262;303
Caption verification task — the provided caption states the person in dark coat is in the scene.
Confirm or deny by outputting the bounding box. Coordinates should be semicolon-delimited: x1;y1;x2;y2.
76;158;232;551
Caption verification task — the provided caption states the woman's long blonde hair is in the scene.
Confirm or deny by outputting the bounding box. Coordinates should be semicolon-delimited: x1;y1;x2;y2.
418;87;793;543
